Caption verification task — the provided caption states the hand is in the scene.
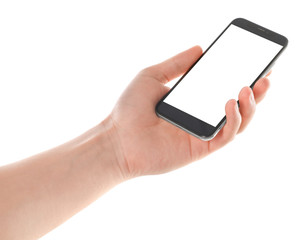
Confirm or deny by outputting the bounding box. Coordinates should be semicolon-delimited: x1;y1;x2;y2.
106;46;270;178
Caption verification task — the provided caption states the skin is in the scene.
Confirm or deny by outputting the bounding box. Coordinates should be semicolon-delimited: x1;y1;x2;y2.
0;46;270;240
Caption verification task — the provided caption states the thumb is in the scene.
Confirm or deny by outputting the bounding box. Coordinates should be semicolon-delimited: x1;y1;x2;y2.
140;45;203;84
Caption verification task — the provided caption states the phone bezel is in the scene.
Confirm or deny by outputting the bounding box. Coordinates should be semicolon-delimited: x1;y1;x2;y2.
155;18;288;141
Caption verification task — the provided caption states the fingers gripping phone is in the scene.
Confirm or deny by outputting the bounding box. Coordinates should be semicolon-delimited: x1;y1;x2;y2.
155;18;288;141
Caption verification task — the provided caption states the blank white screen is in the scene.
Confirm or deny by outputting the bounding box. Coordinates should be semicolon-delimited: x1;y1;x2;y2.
164;24;282;126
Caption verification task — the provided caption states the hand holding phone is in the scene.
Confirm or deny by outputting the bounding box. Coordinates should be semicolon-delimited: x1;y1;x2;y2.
109;44;274;177
156;18;288;140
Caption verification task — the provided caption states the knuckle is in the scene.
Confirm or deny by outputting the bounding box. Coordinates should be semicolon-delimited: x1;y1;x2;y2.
139;66;153;76
138;66;167;83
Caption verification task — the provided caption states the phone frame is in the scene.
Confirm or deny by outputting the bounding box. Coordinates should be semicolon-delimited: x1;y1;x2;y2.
155;18;288;141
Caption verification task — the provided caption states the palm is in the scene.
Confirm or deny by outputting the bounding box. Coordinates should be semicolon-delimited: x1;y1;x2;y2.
111;73;208;176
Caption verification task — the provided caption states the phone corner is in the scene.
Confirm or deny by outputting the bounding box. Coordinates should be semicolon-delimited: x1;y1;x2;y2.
198;129;220;141
201;120;226;141
283;36;289;47
231;17;247;24
155;102;161;116
198;135;214;141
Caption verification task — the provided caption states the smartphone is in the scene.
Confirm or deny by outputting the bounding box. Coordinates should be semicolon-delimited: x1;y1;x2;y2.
155;18;288;141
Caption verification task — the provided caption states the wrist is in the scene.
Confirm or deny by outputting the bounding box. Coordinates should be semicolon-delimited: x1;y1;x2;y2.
97;116;130;181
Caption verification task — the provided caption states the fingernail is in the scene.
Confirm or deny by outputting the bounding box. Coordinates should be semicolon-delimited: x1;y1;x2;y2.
249;89;255;104
234;101;239;112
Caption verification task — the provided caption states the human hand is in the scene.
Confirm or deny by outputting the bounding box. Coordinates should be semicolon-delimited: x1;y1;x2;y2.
106;46;270;178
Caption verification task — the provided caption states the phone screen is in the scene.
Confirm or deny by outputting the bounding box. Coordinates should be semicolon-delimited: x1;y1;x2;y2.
163;24;283;127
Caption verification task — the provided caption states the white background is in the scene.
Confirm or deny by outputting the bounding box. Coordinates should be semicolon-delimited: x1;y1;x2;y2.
0;1;307;239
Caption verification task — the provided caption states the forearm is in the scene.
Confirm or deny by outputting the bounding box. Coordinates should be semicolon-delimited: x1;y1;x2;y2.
0;118;125;240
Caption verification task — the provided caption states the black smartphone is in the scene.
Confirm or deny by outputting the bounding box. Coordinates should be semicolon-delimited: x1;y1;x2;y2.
155;18;288;141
